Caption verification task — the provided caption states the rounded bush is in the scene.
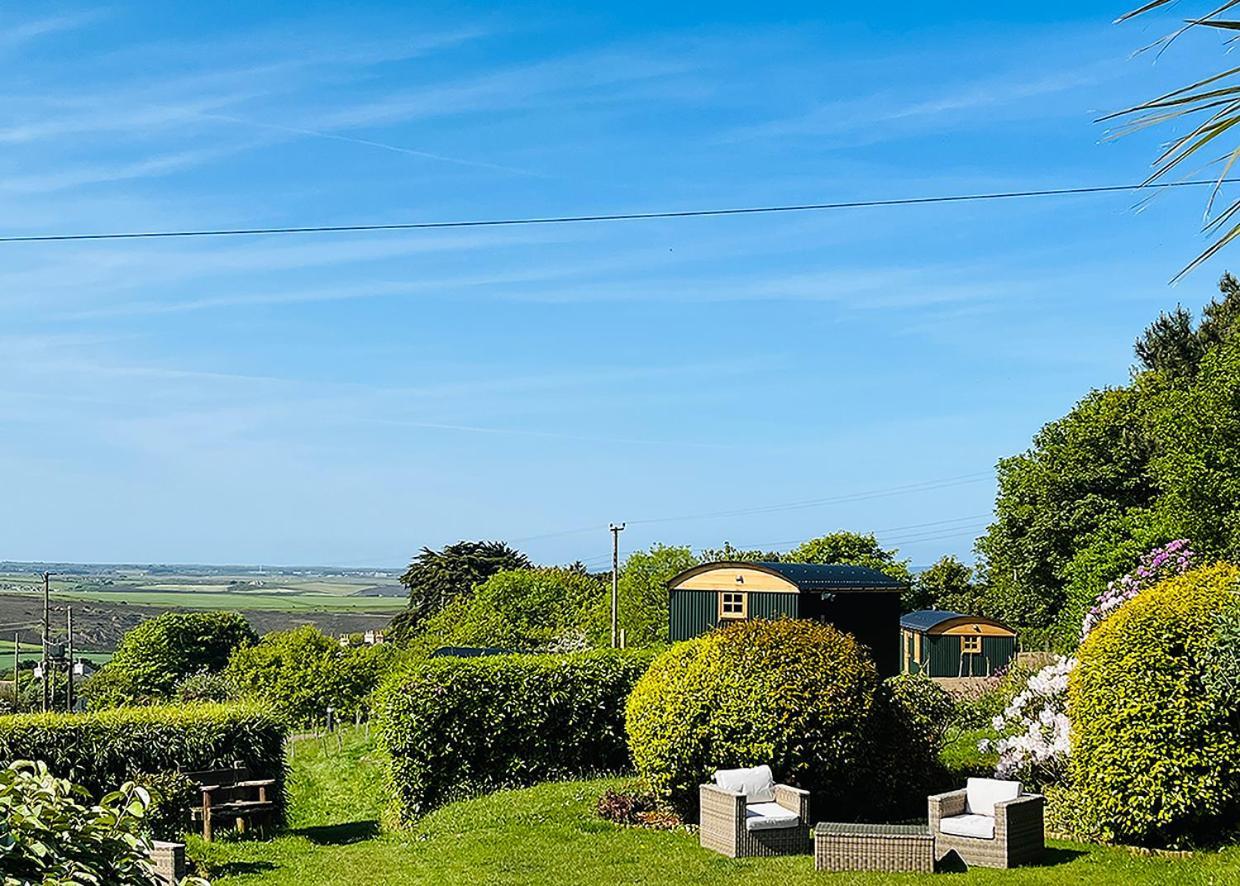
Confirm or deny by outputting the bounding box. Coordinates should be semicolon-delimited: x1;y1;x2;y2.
626;619;928;818
1069;563;1240;847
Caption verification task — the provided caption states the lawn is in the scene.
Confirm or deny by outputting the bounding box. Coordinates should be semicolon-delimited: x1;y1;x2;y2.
188;728;1240;886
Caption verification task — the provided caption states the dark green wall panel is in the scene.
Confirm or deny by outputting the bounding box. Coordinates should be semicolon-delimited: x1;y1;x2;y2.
749;592;798;621
669;590;718;641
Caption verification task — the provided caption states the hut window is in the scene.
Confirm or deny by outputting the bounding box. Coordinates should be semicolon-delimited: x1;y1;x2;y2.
720;592;748;619
962;635;982;654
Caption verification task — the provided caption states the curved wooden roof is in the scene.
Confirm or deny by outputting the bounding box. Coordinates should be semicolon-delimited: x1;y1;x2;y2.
899;609;1016;636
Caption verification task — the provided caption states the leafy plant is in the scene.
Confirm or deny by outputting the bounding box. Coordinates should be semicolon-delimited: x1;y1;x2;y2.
81;611;256;710
375;649;654;822
1069;563;1240;847
0;702;286;821
0;760;207;885
225;626;388;726
625;619;935;820
388;540;530;641
137;770;199;842
1108;5;1240;278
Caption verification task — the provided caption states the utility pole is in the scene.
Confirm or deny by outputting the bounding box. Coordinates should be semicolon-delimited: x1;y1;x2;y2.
66;607;74;713
41;571;50;713
609;523;625;648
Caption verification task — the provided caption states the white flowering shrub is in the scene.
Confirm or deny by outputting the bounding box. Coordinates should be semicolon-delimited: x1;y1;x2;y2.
984;540;1199;789
982;656;1074;787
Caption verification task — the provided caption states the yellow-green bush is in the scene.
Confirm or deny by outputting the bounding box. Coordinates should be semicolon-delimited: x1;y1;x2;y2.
1069;563;1240;847
626;619;935;819
0;703;286;819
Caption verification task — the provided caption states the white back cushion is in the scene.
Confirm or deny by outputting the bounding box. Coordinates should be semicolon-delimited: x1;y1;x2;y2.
713;765;776;803
965;777;1021;817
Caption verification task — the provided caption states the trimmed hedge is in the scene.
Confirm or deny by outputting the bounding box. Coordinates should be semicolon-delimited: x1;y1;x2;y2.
0;703;287;819
626;619;937;819
1069;563;1240;847
376;649;654;822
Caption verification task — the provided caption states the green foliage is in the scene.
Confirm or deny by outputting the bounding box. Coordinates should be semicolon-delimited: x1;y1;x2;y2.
785;531;911;580
417;567;606;652
0;760;173;886
625;619;935;819
174;670;236;704
698;542;781;563
138;769;199;841
225;626;388;726
886;672;957;755
605;545;699;648
81;611;256;709
976;385;1155;630
1135;305;1204;382
375;649;654;822
913;555;981;613
0;703;285;824
389;540;530;641
977;275;1240;640
1069;564;1240;847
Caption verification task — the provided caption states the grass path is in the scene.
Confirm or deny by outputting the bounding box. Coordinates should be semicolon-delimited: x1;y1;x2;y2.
189;728;1240;885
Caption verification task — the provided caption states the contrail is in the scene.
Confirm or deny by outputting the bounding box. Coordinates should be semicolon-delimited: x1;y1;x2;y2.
198;112;547;178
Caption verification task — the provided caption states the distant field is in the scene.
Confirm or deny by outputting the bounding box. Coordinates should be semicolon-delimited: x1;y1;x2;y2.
0;572;406;614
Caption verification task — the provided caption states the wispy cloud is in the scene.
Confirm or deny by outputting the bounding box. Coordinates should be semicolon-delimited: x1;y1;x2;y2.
0;13;99;51
0;144;253;194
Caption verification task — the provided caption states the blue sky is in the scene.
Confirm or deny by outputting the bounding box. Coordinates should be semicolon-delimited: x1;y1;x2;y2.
1;2;1231;569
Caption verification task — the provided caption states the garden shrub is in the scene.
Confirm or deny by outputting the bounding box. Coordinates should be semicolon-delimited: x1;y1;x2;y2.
415;567;606;653
137;769;199;841
886;673;956;754
82;611;256;709
376;649;654;822
0;761;196;886
1069;563;1240;847
174;669;236;704
0;702;286;819
625;619;935;820
225;625;389;726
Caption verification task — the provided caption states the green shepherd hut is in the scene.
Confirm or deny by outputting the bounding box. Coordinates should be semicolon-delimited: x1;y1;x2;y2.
666;561;904;675
899;610;1018;677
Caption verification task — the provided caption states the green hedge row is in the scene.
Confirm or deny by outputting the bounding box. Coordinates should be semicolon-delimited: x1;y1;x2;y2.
376;650;654;822
0;703;287;819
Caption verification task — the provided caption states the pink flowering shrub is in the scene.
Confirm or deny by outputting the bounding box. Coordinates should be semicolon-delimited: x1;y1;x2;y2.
1080;539;1197;640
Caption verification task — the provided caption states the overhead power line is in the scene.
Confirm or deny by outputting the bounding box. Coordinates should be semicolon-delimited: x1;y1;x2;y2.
510;472;990;543
1;178;1238;245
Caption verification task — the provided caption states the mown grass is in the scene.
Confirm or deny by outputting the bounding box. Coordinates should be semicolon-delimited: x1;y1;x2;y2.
187;727;1240;886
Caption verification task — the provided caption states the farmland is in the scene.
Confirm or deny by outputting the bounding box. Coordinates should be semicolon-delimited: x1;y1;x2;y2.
0;564;406;651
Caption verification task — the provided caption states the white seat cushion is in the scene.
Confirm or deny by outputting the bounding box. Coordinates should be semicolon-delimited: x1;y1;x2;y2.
965;777;1021;817
744;801;800;831
939;813;996;840
713;765;776;803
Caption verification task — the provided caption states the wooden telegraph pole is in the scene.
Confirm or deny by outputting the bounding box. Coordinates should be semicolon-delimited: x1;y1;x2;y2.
609;523;625;648
66;607;74;713
41;571;50;713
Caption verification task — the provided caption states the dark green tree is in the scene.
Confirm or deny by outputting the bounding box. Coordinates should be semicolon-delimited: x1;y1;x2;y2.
785;531;911;581
389;540;530;641
1134;305;1203;382
913;555;981;614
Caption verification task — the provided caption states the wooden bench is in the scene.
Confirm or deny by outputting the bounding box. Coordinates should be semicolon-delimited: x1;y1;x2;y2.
183;764;278;841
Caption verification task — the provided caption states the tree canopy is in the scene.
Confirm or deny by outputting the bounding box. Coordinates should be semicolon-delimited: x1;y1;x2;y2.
389;540;530;641
975;273;1240;642
82;611;256;709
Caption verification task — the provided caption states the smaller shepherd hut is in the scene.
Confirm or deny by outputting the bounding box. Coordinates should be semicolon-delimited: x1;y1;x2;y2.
899;610;1017;677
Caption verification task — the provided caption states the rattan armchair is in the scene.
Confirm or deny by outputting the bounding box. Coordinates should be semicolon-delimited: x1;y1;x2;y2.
699;782;812;857
928;786;1045;869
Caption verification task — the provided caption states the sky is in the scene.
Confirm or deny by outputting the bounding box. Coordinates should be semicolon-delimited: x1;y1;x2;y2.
1;2;1233;570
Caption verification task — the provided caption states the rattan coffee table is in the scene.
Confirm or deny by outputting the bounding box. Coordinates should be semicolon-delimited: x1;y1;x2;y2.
814;822;935;873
